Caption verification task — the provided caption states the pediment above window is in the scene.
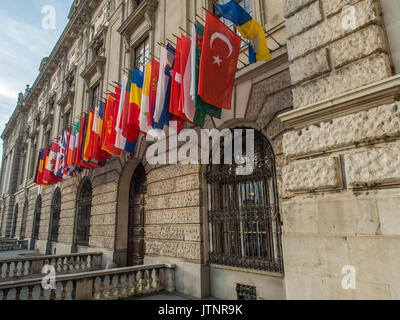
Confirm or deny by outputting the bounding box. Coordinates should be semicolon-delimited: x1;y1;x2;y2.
80;55;106;84
118;0;158;41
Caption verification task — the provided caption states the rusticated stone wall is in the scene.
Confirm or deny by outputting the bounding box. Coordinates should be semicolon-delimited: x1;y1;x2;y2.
145;164;202;262
281;0;400;299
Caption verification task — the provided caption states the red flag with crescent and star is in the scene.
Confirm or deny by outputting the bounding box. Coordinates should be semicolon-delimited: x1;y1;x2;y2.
199;11;241;110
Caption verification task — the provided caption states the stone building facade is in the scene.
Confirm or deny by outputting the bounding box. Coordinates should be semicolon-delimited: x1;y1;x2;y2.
1;0;400;300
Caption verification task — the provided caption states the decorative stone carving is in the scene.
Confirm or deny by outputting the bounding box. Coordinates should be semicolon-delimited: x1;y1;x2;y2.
283;157;342;192
344;142;400;187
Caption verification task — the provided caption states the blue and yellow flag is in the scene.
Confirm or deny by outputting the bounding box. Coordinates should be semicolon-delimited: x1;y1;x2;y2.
215;0;271;62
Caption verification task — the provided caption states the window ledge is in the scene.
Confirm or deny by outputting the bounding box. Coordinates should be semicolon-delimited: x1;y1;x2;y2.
279;74;400;129
210;264;284;278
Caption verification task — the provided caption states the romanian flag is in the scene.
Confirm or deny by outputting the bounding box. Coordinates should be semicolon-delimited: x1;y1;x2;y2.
39;149;49;186
35;150;47;186
124;68;143;142
215;0;271;62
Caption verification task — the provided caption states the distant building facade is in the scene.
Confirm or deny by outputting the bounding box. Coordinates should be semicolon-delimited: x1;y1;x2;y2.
1;0;400;300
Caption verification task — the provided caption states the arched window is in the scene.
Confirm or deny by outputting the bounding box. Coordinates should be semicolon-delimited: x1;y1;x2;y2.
75;179;92;246
50;189;61;242
206;129;283;273
32;196;42;240
11;204;18;238
20;200;28;239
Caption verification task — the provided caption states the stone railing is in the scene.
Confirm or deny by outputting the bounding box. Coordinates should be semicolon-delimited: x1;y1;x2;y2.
0;239;28;251
0;264;176;300
0;252;102;282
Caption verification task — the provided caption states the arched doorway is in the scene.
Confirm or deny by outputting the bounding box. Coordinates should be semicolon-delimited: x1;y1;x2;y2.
127;163;147;266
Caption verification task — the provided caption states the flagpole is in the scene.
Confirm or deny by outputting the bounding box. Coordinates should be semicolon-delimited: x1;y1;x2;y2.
149;52;160;60
178;26;191;38
166;38;176;46
196;14;205;23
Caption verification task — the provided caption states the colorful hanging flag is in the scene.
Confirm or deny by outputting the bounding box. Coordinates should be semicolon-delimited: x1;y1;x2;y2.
215;0;271;62
102;92;122;157
154;43;183;131
124;68;143;142
180;33;197;122
148;58;160;127
40;148;50;186
93;102;111;163
194;21;222;122
67;126;76;166
57;130;68;175
139;62;152;134
35;150;47;186
153;47;169;125
115;75;129;149
43;142;62;185
72;122;80;166
199;11;241;110
77;114;93;169
84;111;94;162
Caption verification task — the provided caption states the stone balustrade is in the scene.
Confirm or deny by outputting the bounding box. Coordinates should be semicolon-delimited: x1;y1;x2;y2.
0;264;176;300
0;239;28;251
0;252;102;282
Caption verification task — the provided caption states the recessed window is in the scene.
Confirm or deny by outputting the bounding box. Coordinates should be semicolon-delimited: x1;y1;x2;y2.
91;84;100;109
134;38;149;72
206;129;283;273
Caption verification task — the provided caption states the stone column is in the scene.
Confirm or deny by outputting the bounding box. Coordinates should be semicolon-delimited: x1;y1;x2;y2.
279;0;400;300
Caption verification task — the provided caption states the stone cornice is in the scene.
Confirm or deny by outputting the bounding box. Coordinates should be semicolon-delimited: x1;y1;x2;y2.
279;75;400;129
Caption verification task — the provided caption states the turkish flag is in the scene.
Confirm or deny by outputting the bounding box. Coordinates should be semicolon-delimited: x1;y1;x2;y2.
199;11;241;110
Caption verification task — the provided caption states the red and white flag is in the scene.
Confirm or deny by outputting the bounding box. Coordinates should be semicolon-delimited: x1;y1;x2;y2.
198;11;241;110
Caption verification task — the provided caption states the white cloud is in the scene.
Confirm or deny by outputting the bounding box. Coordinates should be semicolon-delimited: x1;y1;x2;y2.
0;80;20;101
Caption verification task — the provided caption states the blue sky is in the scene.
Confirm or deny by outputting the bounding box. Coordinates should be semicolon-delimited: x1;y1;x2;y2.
0;0;74;168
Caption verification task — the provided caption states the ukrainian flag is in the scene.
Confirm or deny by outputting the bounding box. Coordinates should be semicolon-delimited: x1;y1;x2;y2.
215;0;271;62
